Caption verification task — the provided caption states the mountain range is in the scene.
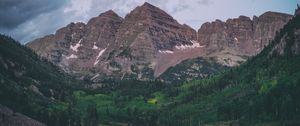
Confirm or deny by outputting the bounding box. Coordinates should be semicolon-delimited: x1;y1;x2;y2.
26;2;292;81
1;2;300;126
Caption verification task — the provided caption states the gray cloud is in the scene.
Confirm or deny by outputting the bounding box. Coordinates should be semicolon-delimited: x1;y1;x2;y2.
0;0;66;29
197;0;213;5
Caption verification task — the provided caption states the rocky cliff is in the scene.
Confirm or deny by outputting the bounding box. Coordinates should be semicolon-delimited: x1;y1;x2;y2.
109;2;199;79
27;2;201;80
27;10;124;79
198;12;292;66
26;2;292;81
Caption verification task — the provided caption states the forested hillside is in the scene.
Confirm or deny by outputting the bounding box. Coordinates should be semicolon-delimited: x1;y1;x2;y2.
156;13;300;125
159;57;227;84
0;35;82;125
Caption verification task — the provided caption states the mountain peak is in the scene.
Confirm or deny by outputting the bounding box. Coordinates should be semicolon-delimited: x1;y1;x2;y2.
141;2;155;8
87;10;123;25
99;10;120;18
136;2;161;14
138;2;164;13
124;2;175;23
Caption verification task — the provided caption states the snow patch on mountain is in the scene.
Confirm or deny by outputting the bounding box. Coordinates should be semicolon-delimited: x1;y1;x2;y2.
71;33;76;39
91;73;100;80
175;40;204;50
94;48;107;66
66;54;78;59
70;39;82;52
92;42;99;50
159;50;174;54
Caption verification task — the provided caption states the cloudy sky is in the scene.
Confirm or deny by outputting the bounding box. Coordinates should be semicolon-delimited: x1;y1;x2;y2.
0;0;299;44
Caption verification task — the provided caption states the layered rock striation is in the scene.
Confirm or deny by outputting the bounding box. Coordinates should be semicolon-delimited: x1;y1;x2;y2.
198;12;292;66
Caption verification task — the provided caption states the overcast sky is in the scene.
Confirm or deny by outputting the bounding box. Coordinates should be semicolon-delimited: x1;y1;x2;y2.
0;0;299;44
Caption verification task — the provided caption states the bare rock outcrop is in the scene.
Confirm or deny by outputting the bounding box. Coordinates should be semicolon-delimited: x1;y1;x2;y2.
198;12;292;66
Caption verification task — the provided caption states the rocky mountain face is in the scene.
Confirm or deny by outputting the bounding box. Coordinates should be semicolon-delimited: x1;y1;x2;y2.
198;12;292;66
109;3;199;79
26;2;292;81
27;10;124;79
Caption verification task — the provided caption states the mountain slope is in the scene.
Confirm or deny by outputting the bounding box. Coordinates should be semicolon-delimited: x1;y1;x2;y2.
26;2;199;80
26;2;292;81
157;12;300;125
110;2;198;79
27;10;124;78
158;57;227;84
0;35;83;125
198;12;292;66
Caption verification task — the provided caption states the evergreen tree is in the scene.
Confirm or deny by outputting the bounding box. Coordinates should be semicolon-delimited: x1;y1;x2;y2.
85;103;99;126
